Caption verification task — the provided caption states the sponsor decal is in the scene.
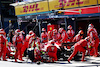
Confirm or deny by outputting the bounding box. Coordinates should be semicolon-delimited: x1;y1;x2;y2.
21;4;40;13
54;0;89;8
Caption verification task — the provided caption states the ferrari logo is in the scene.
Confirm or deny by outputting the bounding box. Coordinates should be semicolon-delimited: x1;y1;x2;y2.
51;47;54;51
33;36;35;39
50;27;52;30
81;32;83;34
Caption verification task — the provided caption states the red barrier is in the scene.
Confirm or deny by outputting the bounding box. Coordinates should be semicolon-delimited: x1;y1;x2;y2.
64;6;100;15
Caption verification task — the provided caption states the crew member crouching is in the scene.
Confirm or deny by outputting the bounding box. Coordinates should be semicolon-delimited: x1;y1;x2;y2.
67;36;90;63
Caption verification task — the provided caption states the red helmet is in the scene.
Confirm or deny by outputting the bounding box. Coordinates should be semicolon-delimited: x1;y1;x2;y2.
58;28;64;33
78;30;84;34
31;33;35;37
88;23;94;28
68;25;72;29
31;33;36;39
42;28;46;32
29;30;34;35
0;28;4;31
50;40;55;45
0;28;5;34
53;29;57;34
15;29;20;35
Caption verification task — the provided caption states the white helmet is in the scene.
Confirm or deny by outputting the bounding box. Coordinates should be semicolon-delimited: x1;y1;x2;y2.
88;23;94;28
85;36;90;41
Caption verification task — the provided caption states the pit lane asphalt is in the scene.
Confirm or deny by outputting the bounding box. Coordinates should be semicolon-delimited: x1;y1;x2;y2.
0;56;100;67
